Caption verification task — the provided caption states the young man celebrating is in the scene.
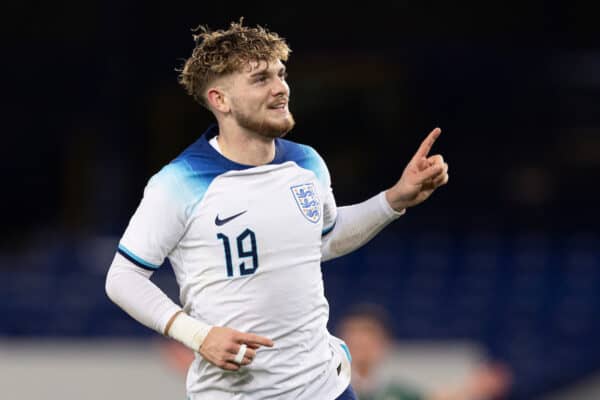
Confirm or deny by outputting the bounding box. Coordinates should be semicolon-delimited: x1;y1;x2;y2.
105;20;449;400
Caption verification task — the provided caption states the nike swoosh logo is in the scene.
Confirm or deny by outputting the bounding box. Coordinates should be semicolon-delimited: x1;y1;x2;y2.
215;210;247;226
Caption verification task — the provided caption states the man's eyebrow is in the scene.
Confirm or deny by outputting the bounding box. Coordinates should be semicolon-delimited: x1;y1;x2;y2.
249;70;269;78
248;66;286;78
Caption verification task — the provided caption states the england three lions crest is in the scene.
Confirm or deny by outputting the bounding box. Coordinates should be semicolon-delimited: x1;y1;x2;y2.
290;183;321;223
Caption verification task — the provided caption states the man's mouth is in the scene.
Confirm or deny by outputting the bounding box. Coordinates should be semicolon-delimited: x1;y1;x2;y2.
268;101;288;109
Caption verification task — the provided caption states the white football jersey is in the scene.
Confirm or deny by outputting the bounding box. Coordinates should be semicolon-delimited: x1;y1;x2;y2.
118;125;351;399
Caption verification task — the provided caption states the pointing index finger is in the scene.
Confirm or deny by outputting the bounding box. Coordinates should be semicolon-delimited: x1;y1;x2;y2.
239;333;274;347
413;127;441;161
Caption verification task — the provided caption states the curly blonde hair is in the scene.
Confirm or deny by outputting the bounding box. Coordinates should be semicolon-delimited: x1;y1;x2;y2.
178;19;291;108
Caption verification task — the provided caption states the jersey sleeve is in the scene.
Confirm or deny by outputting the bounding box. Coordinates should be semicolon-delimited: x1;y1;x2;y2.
321;191;404;262
321;184;337;236
105;252;182;334
118;163;190;270
301;145;338;236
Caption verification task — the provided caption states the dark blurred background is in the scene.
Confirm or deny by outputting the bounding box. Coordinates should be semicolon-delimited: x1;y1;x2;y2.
3;2;600;399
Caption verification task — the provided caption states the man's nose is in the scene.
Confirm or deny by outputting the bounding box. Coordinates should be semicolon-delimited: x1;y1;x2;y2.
271;78;289;97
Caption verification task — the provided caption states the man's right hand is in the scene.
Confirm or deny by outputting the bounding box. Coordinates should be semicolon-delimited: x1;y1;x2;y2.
199;326;274;371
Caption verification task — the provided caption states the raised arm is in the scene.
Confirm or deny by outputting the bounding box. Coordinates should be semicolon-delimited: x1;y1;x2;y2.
321;128;448;261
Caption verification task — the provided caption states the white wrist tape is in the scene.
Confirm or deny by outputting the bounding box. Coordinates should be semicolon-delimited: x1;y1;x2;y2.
167;312;212;352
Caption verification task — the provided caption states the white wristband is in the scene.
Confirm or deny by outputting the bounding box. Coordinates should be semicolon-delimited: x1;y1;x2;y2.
167;312;212;352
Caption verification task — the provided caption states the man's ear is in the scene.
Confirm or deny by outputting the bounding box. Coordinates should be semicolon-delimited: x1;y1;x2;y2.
206;87;230;113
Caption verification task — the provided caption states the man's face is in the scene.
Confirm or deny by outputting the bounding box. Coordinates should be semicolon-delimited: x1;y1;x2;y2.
226;59;295;138
339;316;389;371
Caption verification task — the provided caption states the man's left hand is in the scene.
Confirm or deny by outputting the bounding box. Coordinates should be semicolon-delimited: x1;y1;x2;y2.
385;127;449;211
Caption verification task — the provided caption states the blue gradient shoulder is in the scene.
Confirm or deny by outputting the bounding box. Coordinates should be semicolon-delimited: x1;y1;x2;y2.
276;139;331;187
147;142;226;218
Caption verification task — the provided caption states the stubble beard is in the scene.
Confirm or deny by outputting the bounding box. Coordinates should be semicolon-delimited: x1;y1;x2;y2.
233;108;296;139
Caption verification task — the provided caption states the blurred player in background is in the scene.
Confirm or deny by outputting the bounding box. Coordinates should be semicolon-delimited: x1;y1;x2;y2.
337;303;512;400
105;19;448;400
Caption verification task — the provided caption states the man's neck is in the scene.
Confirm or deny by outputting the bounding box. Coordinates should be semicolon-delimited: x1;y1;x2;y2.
216;124;276;166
